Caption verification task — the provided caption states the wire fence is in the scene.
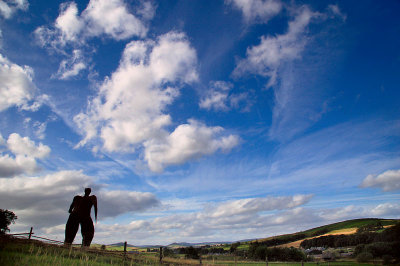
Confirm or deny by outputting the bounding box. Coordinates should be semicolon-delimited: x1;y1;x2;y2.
8;227;80;246
6;228;365;266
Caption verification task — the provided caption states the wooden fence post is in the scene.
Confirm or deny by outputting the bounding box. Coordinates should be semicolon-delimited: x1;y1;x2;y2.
159;247;163;263
28;227;33;240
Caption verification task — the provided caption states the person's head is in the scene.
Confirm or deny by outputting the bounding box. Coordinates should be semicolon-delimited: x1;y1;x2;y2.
84;188;91;196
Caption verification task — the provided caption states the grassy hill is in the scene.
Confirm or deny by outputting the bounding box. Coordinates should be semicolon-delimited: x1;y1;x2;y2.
247;218;399;248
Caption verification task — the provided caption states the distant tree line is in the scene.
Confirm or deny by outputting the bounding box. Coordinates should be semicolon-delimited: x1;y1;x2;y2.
310;228;329;237
176;246;229;259
254;233;306;248
300;232;377;249
356;221;383;234
248;243;306;262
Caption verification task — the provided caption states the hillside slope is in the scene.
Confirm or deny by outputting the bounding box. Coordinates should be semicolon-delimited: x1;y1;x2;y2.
250;218;399;248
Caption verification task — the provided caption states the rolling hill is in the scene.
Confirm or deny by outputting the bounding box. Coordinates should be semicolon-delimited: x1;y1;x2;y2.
247;218;399;248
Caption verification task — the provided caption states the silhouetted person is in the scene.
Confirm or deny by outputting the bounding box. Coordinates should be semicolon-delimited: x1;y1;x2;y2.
65;188;98;247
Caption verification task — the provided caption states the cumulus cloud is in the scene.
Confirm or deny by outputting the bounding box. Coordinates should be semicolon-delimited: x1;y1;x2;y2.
74;32;197;150
75;32;238;172
320;203;400;221
226;0;282;23
200;81;252;112
205;194;312;218
360;169;400;192
74;194;315;244
0;133;50;178
0;54;39;112
99;190;160;217
144;119;240;172
35;0;154;79
1;170;160;230
83;0;148;40
36;0;151;45
233;6;321;86
0;0;28;19
55;2;84;44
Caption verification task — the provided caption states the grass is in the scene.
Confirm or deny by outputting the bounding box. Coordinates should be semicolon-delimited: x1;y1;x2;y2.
0;236;160;265
1;236;373;266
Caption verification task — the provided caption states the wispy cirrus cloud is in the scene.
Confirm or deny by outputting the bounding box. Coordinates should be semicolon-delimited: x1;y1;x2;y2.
233;5;322;87
233;4;345;141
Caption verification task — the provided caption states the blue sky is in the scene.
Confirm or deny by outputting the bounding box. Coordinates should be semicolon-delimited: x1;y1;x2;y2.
0;0;399;245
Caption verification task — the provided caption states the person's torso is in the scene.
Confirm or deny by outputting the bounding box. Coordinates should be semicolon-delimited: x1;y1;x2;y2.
72;196;93;217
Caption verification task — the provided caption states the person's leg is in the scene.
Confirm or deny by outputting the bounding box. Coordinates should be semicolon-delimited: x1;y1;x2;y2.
81;216;94;247
64;213;79;245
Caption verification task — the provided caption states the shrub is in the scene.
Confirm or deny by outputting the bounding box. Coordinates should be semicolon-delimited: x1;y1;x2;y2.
382;255;393;265
356;252;373;263
0;209;17;234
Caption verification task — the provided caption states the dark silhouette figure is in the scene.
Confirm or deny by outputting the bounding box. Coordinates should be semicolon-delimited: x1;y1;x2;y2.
65;188;98;247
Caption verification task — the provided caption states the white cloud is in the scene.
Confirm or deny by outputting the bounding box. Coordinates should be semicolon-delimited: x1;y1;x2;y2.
200;81;252;112
55;2;84;44
83;0;148;40
7;133;50;158
205;194;312;218
75;32;237;172
0;133;50;178
75;194;315;244
361;169;400;192
0;0;28;19
320;203;400;221
144;119;240;172
34;0;154;80
226;0;282;23
233;4;345;141
54;49;86;79
369;203;400;217
328;4;346;21
35;0;152;48
1;170;160;231
74;32;197;151
200;81;232;111
234;6;320;86
99;190;160;217
0;54;38;112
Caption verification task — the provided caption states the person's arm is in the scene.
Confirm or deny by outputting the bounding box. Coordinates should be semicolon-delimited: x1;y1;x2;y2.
93;196;98;222
68;196;78;213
